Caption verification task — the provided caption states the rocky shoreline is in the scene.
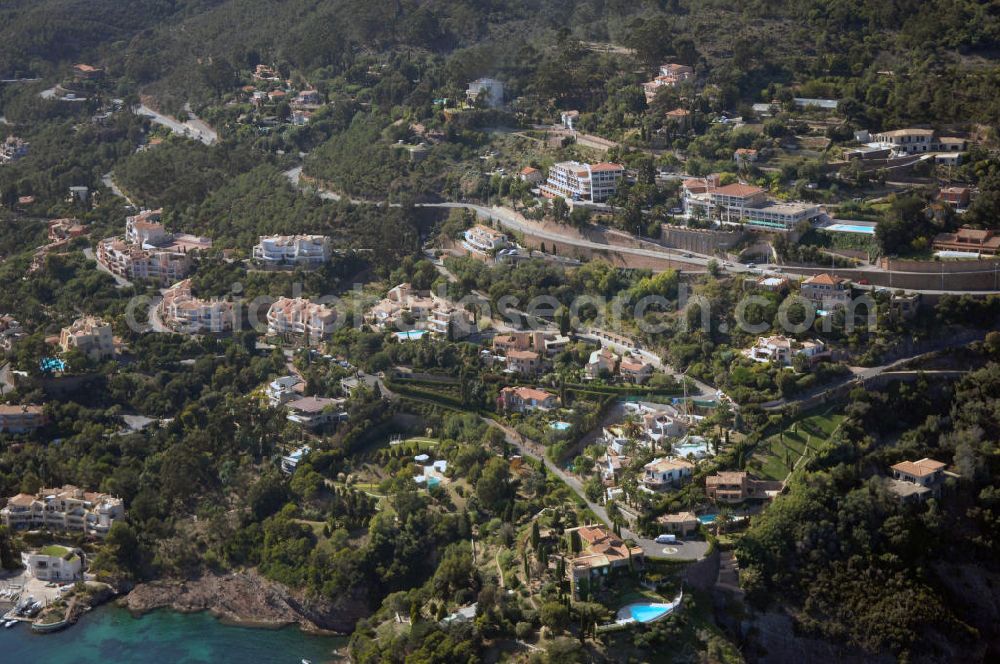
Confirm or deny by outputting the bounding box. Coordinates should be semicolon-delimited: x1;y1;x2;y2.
122;570;368;635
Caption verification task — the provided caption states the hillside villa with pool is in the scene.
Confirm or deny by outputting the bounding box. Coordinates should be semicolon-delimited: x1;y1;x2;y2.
498;386;559;413
567;525;644;597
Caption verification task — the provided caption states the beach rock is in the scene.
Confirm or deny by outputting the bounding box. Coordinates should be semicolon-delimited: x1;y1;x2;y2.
123;569;368;634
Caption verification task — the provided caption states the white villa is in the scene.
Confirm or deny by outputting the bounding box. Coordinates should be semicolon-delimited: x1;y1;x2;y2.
252;235;331;267
463;224;509;256
59;316;114;361
744;335;828;366
22;546;82;581
642;457;695;491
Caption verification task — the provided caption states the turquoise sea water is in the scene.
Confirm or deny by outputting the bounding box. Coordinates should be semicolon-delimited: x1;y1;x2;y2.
0;606;346;664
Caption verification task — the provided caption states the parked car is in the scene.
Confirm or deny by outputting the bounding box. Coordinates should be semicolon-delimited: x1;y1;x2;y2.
655;534;677;544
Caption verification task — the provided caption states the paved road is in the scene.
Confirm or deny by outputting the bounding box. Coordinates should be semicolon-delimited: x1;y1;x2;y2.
83;247;132;288
761;330;987;410
284;167;1000;295
101;172;136;207
136;104;217;145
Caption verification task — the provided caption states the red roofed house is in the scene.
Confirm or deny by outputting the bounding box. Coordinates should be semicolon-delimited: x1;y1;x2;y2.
519;166;543;184
73;64;104;80
620;356;655;384
932;227;1000;256
937;186;971;209
505;349;543;375
888;458;948;502
568;526;644;596
498;386;559;413
800;273;853;309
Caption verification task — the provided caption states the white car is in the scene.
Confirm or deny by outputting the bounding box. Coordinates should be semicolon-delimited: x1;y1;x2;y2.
654;534;677;544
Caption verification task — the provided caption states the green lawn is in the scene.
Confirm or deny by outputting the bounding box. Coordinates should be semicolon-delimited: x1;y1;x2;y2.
753;410;844;481
39;544;72;558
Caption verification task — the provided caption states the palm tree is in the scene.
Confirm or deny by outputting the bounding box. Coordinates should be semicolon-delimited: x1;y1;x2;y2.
715;506;733;537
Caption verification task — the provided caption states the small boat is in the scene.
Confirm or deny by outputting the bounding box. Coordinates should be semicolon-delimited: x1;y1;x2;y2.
302;660;313;664
4;620;17;628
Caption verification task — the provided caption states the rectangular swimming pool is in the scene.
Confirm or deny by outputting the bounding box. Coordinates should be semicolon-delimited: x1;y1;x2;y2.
824;223;876;235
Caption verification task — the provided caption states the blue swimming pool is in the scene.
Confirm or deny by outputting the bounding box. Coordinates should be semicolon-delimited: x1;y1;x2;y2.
427;477;441;488
618;602;674;623
825;223;876;235
395;329;428;341
697;513;717;525
39;357;66;373
550;421;571;431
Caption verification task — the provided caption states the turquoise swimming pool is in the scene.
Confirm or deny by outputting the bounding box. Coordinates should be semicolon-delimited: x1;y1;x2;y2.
697;513;717;524
825;223;876;235
395;329;428;341
617;602;674;623
39;357;66;373
550;421;571;431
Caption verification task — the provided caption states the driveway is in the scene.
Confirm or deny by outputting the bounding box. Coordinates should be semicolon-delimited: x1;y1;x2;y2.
633;536;710;562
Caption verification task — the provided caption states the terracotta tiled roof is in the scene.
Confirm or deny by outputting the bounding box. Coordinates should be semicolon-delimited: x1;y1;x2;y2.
891;458;945;478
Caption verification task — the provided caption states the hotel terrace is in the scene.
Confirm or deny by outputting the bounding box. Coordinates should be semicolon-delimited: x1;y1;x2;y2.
158;279;236;334
252;234;331;267
266;297;338;345
97;209;212;286
1;485;124;538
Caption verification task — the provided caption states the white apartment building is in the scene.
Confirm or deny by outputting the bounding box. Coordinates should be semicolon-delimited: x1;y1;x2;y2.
1;485;125;538
253;235;331;267
540;161;624;203
97;210;211;286
463;224;509;256
266;297;337;344
97;238;192;285
22;546;82;581
743;203;822;231
59;316;114;361
682;176;820;230
158;279;235;333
